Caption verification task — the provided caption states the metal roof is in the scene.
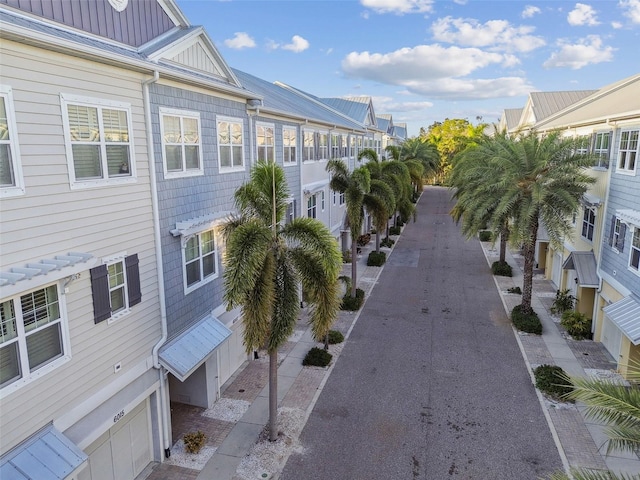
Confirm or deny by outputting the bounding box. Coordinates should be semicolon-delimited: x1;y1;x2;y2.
320;97;371;125
504;108;523;131
0;425;87;480
529;90;597;122
581;193;603;208
603;296;640;345
303;179;330;195
562;251;599;288
159;315;232;381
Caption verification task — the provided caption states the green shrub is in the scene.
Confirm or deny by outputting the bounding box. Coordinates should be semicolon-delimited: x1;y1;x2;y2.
389;226;401;235
381;237;395;248
507;286;522;294
184;431;207;454
491;261;513;277
478;230;492;241
341;288;365;311
342;250;351;263
533;365;573;401
511;305;542;334
561;311;592;340
327;330;344;344
303;347;332;367
367;251;386;266
551;289;575;314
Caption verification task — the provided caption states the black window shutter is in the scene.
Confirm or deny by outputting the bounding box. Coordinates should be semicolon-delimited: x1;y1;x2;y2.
617;223;627;252
608;216;616;246
90;265;111;324
125;254;142;307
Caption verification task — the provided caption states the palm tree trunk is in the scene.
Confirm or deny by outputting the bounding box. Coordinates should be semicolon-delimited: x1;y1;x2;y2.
375;227;381;253
520;220;538;315
499;223;509;264
351;240;357;297
269;349;278;441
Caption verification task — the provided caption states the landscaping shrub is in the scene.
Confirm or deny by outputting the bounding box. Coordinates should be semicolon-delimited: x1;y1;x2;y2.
551;289;575;315
367;251;386;266
184;431;207;454
389;226;401;235
507;286;522;294
381;237;395;248
341;288;365;311
491;261;513;277
511;305;543;334
342;250;351;263
303;347;332;367
533;364;573;401
561;311;592;340
478;230;492;242
357;233;371;246
327;330;344;344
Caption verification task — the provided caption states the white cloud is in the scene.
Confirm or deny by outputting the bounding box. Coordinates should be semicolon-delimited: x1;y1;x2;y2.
223;32;256;49
611;20;623;28
430;17;545;53
360;0;434;15
341;44;532;99
567;3;600;26
543;35;614;69
370;95;434;111
522;5;541;18
620;0;640;23
281;35;310;53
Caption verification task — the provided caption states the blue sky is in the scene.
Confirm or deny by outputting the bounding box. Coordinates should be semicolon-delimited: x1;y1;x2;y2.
177;0;640;137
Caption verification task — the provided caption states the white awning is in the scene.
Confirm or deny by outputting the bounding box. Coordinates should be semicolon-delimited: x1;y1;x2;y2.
159;315;232;381
617;209;640;228
303;179;330;195
170;211;232;238
603;296;640;345
0;425;87;479
580;193;603;208
562;251;598;287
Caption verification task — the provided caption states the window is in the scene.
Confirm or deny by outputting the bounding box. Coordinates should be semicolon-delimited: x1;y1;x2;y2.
321;191;325;211
62;94;133;187
184;229;218;292
0;86;24;197
617;129;638;173
285;199;296;224
339;191;345;206
608;216;627;251
318;132;328;160
160;109;202;178
303;130;314;161
631;228;640;273
581;208;596;241
217;117;244;170
283;127;297;164
341;134;348;158
331;134;340;159
1;285;67;389
592;132;610;168
307;194;317;219
350;136;356;157
90;254;141;323
257;124;274;162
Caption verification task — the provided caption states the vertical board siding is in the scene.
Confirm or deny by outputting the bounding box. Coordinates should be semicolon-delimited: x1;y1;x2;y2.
0;0;175;47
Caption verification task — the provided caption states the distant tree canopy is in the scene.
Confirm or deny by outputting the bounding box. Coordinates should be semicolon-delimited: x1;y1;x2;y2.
419;118;487;184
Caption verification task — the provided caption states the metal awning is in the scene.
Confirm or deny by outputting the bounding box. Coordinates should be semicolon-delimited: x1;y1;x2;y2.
617;209;640;228
603;296;640;345
0;425;87;479
580;193;603;208
562;251;599;287
302;179;330;195
159;315;232;381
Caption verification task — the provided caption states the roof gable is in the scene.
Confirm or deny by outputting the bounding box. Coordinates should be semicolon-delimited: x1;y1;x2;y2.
321;96;378;128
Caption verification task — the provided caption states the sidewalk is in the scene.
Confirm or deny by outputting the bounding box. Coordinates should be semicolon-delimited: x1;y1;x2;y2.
147;231;640;480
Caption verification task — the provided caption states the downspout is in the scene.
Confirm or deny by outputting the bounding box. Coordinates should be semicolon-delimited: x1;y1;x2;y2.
143;70;171;459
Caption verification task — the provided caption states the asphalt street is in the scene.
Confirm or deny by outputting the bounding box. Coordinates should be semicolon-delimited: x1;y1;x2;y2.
279;186;563;480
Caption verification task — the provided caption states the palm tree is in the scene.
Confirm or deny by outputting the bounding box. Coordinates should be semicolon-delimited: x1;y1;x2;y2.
400;137;440;186
327;159;371;297
548;363;640;480
223;161;342;441
461;131;595;314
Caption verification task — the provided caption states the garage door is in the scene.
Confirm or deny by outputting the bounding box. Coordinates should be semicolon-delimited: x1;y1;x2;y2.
79;400;152;480
601;315;622;362
551;252;562;288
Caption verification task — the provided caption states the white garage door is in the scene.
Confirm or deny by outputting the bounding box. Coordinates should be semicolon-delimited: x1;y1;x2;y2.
601;315;622;362
551;252;562;288
79;400;152;480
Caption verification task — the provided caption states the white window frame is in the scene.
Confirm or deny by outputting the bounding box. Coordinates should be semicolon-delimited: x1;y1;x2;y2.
0;85;25;197
318;131;328;160
303;129;315;162
616;128;638;175
256;122;275;163
0;283;70;396
581;207;596;242
630;227;640;275
331;133;340;159
103;253;130;323
339;191;345;206
592;131;610;169
612;217;622;251
282;126;297;165
321;190;325;211
183;228;219;294
307;194;317;219
159;107;203;179
61;93;136;189
341;134;348;158
217;116;245;172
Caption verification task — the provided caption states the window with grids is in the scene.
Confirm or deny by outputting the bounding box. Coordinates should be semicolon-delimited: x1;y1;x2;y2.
341;134;348;157
90;254;141;323
631;228;640;272
185;229;218;291
283;127;297;164
161;109;202;177
581;208;596;241
331;134;340;159
339;191;345;206
63;95;132;183
1;285;66;389
617;129;638;173
307;194;317;219
350;136;356;157
0;86;24;197
592;132;610;168
218;118;244;170
303;131;314;161
318;132;328;160
257;124;274;162
285;199;296;224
